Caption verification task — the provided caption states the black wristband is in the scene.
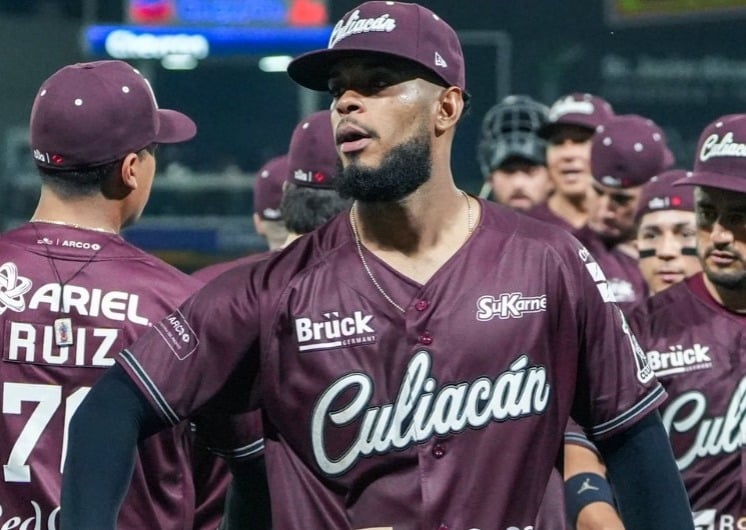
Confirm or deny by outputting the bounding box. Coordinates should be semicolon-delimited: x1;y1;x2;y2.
565;472;616;527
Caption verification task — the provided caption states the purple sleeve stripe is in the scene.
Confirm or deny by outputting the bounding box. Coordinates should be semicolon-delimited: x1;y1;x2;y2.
208;439;265;461
589;383;666;439
564;432;600;455
118;349;181;426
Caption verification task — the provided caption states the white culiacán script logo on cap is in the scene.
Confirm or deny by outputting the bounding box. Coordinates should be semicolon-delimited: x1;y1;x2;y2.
549;96;594;121
699;132;746;161
328;9;397;48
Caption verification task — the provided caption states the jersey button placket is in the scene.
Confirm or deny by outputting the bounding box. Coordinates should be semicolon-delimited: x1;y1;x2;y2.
431;443;446;458
419;331;433;345
415;299;429;311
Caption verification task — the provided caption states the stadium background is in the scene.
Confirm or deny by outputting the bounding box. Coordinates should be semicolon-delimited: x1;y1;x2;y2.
1;0;745;270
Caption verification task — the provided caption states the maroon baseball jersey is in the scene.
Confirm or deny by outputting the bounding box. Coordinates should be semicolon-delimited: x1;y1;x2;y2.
191;250;277;283
0;222;202;530
192;251;274;530
630;273;746;529
190;400;266;530
190;412;265;530
574;225;648;310
525;201;578;233
535;469;568;530
119;199;664;529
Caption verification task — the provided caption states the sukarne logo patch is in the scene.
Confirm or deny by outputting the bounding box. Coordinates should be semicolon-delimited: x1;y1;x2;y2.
476;292;547;321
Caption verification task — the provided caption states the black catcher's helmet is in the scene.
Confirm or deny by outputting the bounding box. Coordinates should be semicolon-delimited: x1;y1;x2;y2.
477;95;550;178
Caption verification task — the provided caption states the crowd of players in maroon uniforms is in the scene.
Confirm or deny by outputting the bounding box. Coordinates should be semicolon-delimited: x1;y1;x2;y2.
2;2;745;530
481;87;746;530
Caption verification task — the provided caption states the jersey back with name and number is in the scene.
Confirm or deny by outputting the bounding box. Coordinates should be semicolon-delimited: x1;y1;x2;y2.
0;222;202;530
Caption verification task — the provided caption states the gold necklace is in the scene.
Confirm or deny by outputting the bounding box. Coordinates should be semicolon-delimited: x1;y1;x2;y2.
350;191;474;313
30;219;118;234
28;221;118;297
29;221;119;347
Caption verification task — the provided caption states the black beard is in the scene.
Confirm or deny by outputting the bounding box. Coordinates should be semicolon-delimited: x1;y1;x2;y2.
703;266;746;290
334;133;432;202
701;247;746;290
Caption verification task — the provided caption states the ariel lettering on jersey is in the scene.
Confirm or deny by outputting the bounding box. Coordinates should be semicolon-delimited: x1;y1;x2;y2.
0;262;149;325
26;283;149;325
475;292;547;321
693;509;746;530
311;350;550;476
646;343;712;377
662;376;746;471
328;9;396;48
0;500;59;530
295;310;376;352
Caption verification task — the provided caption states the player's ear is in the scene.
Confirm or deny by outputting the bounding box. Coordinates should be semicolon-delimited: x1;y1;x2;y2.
119;152;141;191
101;152;138;200
253;212;265;236
434;86;464;136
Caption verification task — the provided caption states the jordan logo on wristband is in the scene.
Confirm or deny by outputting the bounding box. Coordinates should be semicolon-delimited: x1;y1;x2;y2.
577;477;600;495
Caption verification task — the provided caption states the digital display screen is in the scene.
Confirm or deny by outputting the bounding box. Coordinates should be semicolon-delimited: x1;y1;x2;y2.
607;0;746;24
128;0;328;27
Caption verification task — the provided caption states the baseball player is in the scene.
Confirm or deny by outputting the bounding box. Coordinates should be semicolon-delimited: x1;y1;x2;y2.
60;3;694;530
527;92;614;231
634;169;700;295
628;113;746;529
574;114;670;309
280;109;352;240
559;114;672;528
560;169;701;530
252;154;290;250
0;60;203;529
192;108;350;283
477;95;553;211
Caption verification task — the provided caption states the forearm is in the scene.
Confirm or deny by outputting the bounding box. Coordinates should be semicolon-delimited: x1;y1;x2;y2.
565;444;624;530
596;411;693;530
60;364;162;530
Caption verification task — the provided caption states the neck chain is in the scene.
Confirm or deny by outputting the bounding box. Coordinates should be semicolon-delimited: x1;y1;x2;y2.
29;221;117;291
31;219;118;234
350;190;474;313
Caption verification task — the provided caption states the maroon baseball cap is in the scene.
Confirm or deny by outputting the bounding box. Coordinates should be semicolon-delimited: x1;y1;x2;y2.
674;114;746;193
30;60;196;169
287;1;465;93
537;92;614;139
645;118;676;169
591;114;668;189
287;110;338;189
635;169;695;223
253;154;289;221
